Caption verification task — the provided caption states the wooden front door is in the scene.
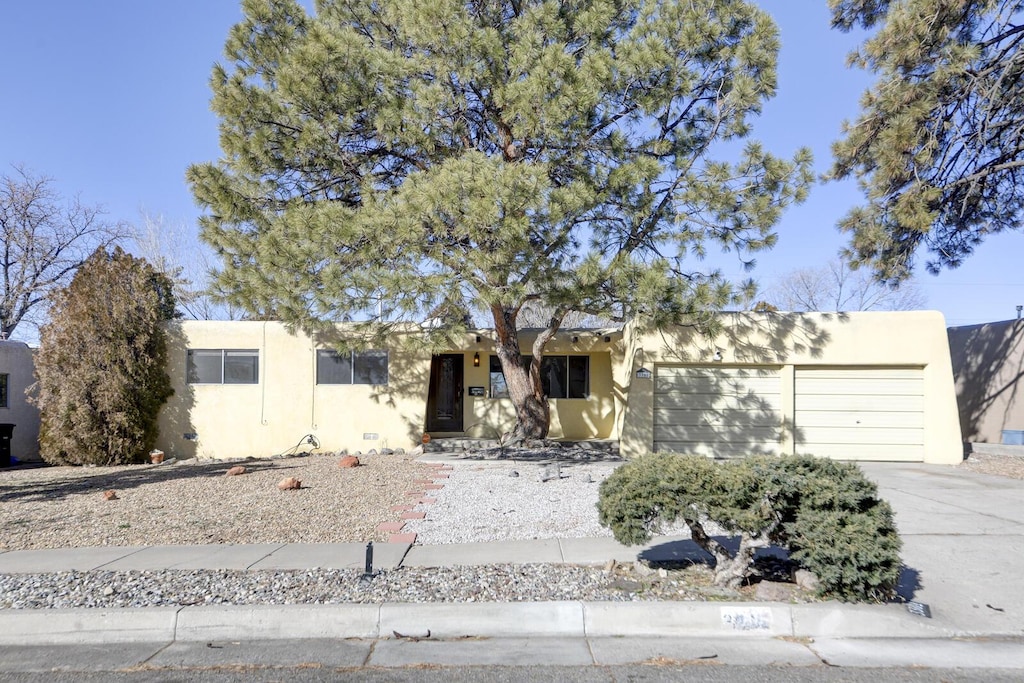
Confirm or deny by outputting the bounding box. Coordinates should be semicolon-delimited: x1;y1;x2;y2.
426;354;464;432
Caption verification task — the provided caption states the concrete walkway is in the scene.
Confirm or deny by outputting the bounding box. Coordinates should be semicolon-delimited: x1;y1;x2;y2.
0;462;1021;646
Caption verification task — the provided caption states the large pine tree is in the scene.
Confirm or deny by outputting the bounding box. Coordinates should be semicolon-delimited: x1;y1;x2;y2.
188;0;812;440
830;0;1024;281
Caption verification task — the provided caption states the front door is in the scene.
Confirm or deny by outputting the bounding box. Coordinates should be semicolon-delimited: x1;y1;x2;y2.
426;354;464;432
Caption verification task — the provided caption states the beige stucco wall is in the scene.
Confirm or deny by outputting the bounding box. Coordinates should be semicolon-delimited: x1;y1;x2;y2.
459;330;619;440
615;311;963;465
947;319;1024;443
158;321;434;460
0;341;40;462
157;322;620;459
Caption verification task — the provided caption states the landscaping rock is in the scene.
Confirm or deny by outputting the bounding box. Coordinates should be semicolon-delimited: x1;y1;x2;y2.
409;445;423;457
338;456;360;468
794;569;820;592
277;477;302;491
381;448;394;455
755;580;797;602
225;466;246;476
394;448;406;455
102;490;118;501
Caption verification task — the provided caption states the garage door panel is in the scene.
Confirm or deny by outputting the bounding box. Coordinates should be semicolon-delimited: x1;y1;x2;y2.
655;376;782;396
795;394;924;413
655;408;782;428
795;443;925;461
797;426;924;445
794;367;924;462
654;424;782;442
655;392;783;412
797;368;924;381
796;377;923;396
656;442;780;458
795;411;924;429
654;365;782;458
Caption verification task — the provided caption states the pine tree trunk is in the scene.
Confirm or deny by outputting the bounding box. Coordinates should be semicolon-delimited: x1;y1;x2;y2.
492;305;553;442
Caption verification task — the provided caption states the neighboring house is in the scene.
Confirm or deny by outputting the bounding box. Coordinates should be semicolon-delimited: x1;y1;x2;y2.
154;311;963;464
947;318;1024;444
0;341;40;463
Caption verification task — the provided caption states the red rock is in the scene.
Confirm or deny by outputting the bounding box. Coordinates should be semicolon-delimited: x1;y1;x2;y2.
338;456;360;468
102;490;118;501
277;477;302;490
225;466;246;476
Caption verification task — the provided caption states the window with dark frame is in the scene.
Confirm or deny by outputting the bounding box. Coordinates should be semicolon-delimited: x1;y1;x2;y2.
489;355;589;399
187;349;259;384
0;374;8;408
316;349;389;385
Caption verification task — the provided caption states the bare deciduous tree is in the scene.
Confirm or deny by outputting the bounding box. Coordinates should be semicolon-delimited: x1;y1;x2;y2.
0;166;131;339
763;259;927;312
134;212;245;321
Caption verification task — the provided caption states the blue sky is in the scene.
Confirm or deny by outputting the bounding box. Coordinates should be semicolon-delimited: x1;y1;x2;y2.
2;0;1022;331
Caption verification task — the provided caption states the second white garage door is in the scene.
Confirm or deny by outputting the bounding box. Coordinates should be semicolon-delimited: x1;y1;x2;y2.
654;365;783;457
794;367;925;461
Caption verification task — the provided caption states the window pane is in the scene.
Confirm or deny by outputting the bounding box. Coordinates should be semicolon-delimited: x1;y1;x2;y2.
317;350;352;384
542;356;568;399
568;356;589;398
224;350;259;384
0;374;7;408
187;350;223;384
489;356;508;398
354;350;388;384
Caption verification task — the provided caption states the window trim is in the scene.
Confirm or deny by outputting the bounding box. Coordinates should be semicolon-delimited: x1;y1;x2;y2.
0;373;8;408
186;349;260;385
316;349;389;385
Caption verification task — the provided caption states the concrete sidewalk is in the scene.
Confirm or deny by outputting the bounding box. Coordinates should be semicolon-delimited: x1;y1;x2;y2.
0;462;1021;645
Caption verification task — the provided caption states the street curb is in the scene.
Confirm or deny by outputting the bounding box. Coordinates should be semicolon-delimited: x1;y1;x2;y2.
0;601;968;645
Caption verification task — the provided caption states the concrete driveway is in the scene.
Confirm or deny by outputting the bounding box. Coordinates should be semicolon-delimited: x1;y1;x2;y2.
859;461;1024;636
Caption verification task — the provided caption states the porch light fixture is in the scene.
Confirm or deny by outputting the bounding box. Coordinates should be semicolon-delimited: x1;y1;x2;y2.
572;335;579;343
473;351;480;367
713;349;723;362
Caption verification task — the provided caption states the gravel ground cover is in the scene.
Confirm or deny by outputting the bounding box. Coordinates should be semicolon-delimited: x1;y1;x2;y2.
0;562;739;609
1;449;1019;608
403;459;695;543
0;452;429;551
958;451;1024;479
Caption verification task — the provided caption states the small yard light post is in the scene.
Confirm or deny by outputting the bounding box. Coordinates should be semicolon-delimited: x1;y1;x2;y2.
362;542;374;580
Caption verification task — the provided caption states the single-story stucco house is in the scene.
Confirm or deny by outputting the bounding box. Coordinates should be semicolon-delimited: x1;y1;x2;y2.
947;318;1024;444
155;310;963;464
0;340;40;464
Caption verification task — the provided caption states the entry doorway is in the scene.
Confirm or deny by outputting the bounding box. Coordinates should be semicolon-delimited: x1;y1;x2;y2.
426;354;464;432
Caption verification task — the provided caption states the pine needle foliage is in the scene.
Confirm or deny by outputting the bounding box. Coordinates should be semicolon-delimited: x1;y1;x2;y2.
32;248;176;466
188;0;813;439
829;0;1024;282
597;453;902;602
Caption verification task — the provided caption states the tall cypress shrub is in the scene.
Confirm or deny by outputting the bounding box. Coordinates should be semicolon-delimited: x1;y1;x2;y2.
33;247;176;465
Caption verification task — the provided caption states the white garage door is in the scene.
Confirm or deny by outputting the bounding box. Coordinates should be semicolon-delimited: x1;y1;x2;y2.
654;366;782;458
794;368;924;461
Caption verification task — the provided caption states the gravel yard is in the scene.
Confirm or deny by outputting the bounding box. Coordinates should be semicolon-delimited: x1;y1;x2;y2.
958;451;1024;479
1;449;1020;609
0;452;429;551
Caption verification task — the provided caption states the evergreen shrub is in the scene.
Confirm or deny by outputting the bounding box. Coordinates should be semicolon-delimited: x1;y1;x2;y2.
597;453;902;602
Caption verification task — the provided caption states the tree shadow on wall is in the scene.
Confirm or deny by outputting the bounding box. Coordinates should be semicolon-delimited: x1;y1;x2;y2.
947;319;1024;443
633;312;842;458
314;327;435;447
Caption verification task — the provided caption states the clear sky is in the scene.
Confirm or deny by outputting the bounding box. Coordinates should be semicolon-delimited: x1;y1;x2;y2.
2;0;1022;331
